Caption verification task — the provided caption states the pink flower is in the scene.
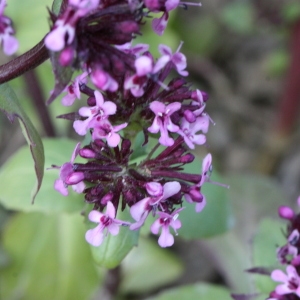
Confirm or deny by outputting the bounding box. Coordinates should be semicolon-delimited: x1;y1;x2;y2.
85;201;130;247
178;117;207;149
124;56;153;97
0;1;18;56
90;68;118;92
91;120;128;147
130;181;181;230
148;101;181;146
61;72;88;106
73;90;117;135
151;207;184;247
271;265;300;297
45;0;99;52
184;153;212;212
277;230;299;264
157;43;188;76
152;12;169;36
54;143;85;196
115;42;149;56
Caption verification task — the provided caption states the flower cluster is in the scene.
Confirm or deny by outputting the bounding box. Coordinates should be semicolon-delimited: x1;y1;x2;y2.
0;0;18;56
48;0;213;248
267;197;300;299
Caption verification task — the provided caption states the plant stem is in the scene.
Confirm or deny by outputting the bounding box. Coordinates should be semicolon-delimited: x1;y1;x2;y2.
95;266;121;300
23;69;56;137
0;39;49;84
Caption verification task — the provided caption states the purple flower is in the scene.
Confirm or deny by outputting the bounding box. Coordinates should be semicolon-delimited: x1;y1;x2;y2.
130;181;181;230
178;117;207;149
91;120;128;147
144;0;180;35
85;201;130;246
115;42;149;56
73;90;117;135
157;43;188;76
148;101;181;146
61;72;88;106
151;207;184;247
277;230;299;264
271;265;300;297
45;0;99;52
184;153;212;212
152;12;169;36
54;143;85;196
0;0;18;56
124;55;168;97
90;68;118;92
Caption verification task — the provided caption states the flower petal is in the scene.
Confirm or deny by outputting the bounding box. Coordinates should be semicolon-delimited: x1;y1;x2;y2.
85;226;104;246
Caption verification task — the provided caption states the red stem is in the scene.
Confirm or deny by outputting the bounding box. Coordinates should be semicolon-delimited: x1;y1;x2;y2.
276;20;300;135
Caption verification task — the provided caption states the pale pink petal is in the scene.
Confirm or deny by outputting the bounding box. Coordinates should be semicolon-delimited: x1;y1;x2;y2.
102;101;117;116
3;34;18;56
88;210;103;222
73;119;91;135
158;44;172;56
106;201;116;219
162;181;181;200
150;101;165;114
276;284;293;295
54;179;68;196
202;153;212;173
191;133;206;145
152;13;168;36
158;130;174;146
165;0;180;11
85;226;104;246
71;142;81;162
271;269;288;282
72;181;85;193
94;90;104;106
152;55;170;73
130;198;150;221
45;26;67;52
108;223;120;235
61;93;76;106
195;196;206;213
78;106;93;117
107;132;121;147
146;182;163;197
148;117;161;133
150;219;162;234
135;56;153;76
170;218;182;230
60;163;73;181
158;225;174;247
166;102;181;115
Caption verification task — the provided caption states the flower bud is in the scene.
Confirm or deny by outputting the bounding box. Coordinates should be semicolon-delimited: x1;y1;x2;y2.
79;148;96;158
66;172;85;184
278;206;294;220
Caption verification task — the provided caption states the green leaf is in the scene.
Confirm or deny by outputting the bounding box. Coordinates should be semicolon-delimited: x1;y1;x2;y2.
0;83;44;203
252;218;285;294
52;0;63;15
145;283;232;300
0;212;100;300
0;138;85;213
179;156;234;239
120;237;183;294
88;208;139;269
